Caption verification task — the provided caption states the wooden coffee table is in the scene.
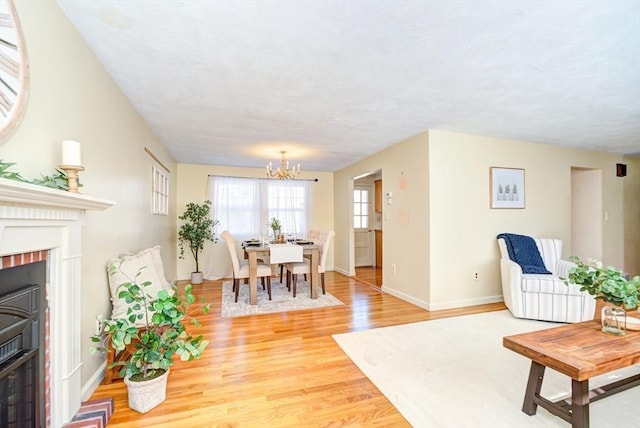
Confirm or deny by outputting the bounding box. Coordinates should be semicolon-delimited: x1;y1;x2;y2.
503;320;640;428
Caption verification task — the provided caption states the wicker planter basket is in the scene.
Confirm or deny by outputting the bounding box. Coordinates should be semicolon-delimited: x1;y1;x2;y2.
124;368;170;413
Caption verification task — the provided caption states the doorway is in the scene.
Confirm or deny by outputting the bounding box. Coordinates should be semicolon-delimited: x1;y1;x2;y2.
571;167;603;260
354;184;374;267
353;170;382;287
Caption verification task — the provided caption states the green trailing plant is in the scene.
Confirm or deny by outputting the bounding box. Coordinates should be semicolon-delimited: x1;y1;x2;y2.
31;168;82;191
178;200;219;273
0;159;26;181
562;256;640;309
90;264;210;381
0;159;80;191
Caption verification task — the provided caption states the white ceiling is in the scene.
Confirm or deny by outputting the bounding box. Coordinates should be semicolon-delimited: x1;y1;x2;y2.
56;0;640;172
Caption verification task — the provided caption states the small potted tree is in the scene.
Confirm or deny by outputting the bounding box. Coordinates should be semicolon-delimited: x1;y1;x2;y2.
91;263;210;413
563;257;640;336
178;200;219;284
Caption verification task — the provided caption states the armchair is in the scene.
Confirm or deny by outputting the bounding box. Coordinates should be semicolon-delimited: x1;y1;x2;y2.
497;236;595;323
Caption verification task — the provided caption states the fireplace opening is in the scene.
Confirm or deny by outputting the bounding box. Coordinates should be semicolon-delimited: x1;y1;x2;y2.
0;261;46;428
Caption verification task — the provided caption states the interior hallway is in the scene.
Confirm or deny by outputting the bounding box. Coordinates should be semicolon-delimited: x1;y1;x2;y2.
354;266;383;287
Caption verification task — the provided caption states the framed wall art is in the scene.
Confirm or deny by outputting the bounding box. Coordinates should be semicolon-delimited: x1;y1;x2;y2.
490;167;525;209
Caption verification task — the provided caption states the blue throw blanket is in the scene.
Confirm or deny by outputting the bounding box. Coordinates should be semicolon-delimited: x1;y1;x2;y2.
497;233;551;274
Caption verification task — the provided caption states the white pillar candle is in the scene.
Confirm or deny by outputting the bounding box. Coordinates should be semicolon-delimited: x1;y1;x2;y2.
62;140;82;166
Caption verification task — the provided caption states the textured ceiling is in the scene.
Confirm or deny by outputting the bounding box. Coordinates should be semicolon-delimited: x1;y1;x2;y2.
57;0;640;171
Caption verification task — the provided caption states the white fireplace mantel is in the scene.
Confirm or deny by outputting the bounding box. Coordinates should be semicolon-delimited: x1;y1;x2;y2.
0;177;115;427
0;177;114;211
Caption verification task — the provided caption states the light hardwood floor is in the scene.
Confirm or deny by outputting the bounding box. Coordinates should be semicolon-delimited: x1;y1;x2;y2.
354;266;383;287
89;271;505;427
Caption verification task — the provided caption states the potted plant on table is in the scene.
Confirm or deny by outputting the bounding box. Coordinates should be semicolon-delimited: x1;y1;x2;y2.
562;256;640;336
269;217;282;242
178;200;219;284
91;264;210;413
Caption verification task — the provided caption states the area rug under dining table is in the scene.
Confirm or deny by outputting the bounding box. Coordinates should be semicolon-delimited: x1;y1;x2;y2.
332;310;640;427
220;280;343;317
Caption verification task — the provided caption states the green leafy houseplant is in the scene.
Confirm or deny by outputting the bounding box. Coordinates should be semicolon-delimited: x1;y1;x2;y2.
269;217;282;231
90;264;210;382
178;200;219;275
562;256;640;309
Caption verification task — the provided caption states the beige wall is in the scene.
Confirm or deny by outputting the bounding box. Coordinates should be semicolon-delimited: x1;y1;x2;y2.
334;132;431;305
175;163;335;279
428;130;627;309
3;2;177;395
623;156;640;276
334;129;631;310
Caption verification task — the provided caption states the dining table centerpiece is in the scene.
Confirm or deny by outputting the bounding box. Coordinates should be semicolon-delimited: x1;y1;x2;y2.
269;217;282;242
562;256;640;336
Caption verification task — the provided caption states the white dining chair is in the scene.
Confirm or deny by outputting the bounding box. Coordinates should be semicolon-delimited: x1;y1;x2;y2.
221;230;272;302
285;230;334;297
272;229;320;282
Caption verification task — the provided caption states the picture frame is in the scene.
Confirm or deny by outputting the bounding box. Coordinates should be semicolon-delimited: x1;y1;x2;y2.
490;167;525;209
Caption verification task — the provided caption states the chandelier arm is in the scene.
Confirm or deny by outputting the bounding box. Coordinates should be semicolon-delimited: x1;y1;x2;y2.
266;151;301;179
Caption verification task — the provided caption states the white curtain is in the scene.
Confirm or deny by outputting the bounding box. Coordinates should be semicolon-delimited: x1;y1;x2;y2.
202;176;315;280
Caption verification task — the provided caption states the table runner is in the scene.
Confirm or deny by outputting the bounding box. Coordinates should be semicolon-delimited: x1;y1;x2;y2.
268;243;303;264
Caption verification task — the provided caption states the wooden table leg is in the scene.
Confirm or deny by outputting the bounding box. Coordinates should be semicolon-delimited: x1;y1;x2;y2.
248;251;258;305
522;361;545;415
571;379;590;428
309;247;319;299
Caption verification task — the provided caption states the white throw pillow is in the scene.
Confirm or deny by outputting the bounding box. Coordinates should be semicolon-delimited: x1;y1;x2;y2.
142;246;173;291
107;250;165;326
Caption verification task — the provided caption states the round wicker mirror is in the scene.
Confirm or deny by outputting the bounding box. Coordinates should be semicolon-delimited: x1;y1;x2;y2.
0;0;29;143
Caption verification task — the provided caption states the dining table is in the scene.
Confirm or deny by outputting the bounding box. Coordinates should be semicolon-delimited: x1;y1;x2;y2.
243;241;321;305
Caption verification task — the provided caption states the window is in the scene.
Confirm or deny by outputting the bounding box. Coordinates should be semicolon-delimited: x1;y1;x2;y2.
208;176;314;240
151;166;169;215
353;188;369;229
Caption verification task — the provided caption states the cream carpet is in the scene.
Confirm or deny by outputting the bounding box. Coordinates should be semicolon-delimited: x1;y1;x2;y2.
332;310;640;428
221;280;343;317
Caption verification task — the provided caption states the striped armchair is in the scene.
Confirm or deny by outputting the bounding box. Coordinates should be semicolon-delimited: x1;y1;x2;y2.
497;237;596;323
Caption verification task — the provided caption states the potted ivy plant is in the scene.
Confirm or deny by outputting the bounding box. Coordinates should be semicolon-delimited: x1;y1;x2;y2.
178;200;219;284
90;263;210;413
562;256;640;335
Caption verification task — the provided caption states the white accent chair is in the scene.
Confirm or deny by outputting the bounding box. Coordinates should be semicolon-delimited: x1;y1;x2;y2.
285;230;334;297
497;237;595;323
221;230;272;302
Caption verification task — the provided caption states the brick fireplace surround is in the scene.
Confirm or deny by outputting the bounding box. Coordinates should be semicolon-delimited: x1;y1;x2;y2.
0;178;114;427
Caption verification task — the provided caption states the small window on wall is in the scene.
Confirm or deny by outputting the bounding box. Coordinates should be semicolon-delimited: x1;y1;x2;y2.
152;166;169;215
353;188;369;229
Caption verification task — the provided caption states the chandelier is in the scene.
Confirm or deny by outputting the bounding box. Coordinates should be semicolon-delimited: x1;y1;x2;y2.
266;151;301;179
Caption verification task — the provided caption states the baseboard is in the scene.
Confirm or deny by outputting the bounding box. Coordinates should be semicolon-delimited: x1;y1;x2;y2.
333;267;352;276
81;361;106;402
426;295;504;311
380;285;429;309
381;285;503;311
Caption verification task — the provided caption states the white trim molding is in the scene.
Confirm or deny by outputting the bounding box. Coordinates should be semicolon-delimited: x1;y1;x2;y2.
0;178;114;427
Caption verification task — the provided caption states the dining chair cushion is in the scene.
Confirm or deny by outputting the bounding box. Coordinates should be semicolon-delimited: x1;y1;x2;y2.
284;230;334;274
221;230;272;279
235;260;273;279
286;259;326;274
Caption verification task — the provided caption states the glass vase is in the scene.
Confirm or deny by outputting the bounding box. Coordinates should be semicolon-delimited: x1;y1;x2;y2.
601;305;626;336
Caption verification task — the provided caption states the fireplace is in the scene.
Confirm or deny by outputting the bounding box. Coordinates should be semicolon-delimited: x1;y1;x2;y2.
0;261;46;427
0;178;114;427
